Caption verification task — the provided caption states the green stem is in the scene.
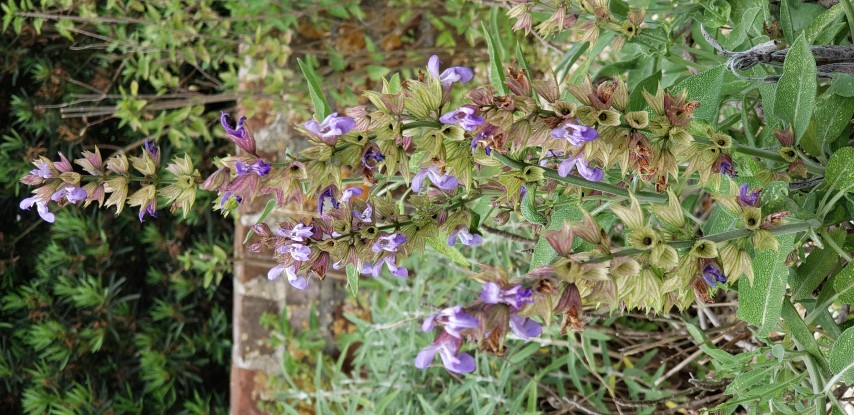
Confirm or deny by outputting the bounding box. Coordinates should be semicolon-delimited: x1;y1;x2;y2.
492;152;668;203
585;219;822;264
841;0;854;41
733;144;824;175
820;229;853;262
801;354;825;415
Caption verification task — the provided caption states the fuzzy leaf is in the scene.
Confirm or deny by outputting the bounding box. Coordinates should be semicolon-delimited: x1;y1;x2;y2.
529;197;583;271
670;64;726;122
426;234;470;267
832;263;854;304
481;21;509;96
298;58;331;120
791;229;844;300
829;327;854;384
825;147;854;193
345;263;359;297
737;233;795;338
774;33;816;144
803;3;844;44
803;93;854;156
827;73;854;98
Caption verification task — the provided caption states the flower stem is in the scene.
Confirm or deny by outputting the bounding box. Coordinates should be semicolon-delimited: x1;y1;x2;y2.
585;219;822;264
492;152;668;203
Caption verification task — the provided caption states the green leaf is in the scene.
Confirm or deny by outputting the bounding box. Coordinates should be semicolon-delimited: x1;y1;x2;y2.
825;147;854;192
737;233;795;338
481;21;509;96
725;365;774;395
555;42;589;84
242;198;277;244
345;264;359;297
829;327;854;384
508;342;540;364
528;197;583;271
520;186;546;225
791;229;844;300
298;58;331;120
781;298;826;369
773;33;817;144
803;93;854;156
627;71;662;112
832;263;854;304
426;235;470;267
803;3;844;44
670;65;726;123
827;73;854;97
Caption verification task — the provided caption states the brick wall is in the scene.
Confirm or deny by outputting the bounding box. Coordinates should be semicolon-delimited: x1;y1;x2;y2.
228;94;345;414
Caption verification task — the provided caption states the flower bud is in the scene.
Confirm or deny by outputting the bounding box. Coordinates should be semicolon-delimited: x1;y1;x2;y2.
650;244;679;270
690;239;718;259
649;189;685;229
710;132;732;150
545;223;574;257
251;223;271;237
628;226;660;250
611;194;645;230
301;144;334;162
610;256;640;277
742;206;762;230
753;229;779;251
521;165;545;183
625;111;649;129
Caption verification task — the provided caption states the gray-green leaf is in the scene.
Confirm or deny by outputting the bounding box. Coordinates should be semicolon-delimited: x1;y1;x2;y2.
671;64;726;123
829;327;854;384
773;33;817;144
737;234;795;338
345;263;359;297
825;147;854;193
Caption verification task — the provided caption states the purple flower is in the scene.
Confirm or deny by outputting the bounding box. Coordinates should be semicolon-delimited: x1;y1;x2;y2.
362;147;384;170
448;227;483;247
372;233;407;253
340;187;363;204
318;186;339;215
551;122;599;146
304;112;356;139
439;106;484;131
414;331;476;374
143;138;159;164
422;306;479;339
739;184;760;207
361;257;409;278
702;264;727;287
138;202;158;223
31;160;52;179
220;112;257;155
412;167;459;192
275;224;315;242
235;160;271;177
268;264;308;290
277;243;311;262
509;314;542;340
557;156;604;182
51;186;88;204
19;196;55;223
218;192;243;208
427;55;474;87
353;203;373;223
519;185;527;200
480;282;533;310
